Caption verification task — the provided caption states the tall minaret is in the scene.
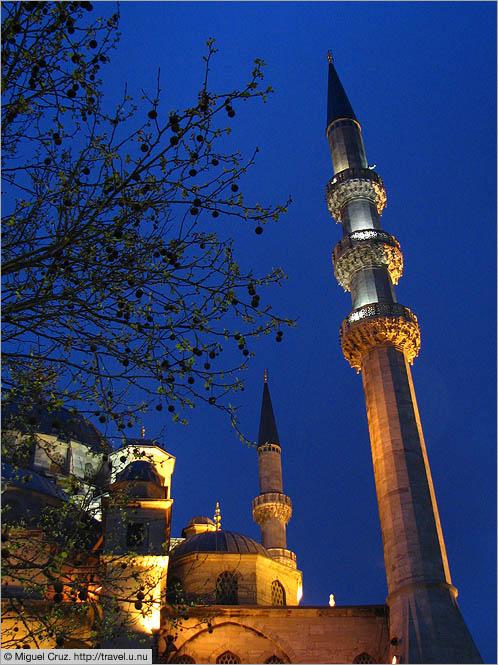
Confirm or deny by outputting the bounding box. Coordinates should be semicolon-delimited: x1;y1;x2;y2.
252;371;296;569
325;54;481;664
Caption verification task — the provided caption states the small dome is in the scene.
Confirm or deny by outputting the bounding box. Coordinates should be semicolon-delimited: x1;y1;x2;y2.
115;460;162;485
187;515;214;527
171;530;270;559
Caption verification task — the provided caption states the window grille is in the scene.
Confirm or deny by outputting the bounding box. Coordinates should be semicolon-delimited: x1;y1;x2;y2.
49;450;67;473
271;580;286;606
215;571;238;605
265;657;284;663
353;654;376;664
216;652;240;664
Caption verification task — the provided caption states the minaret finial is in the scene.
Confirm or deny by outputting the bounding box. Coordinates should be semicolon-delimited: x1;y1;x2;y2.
327;50;333;64
141;425;145;438
214;502;221;531
264;369;268;383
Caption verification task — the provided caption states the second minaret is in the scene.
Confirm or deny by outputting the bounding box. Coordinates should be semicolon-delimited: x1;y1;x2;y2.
252;372;296;568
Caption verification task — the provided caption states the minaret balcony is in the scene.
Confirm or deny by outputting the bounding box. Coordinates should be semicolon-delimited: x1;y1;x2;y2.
252;492;292;525
340;302;421;372
326;167;387;222
333;230;403;291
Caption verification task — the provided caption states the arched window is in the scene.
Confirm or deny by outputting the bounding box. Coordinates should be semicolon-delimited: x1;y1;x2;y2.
215;571;238;605
216;652;240;664
49;450;67;474
84;462;95;479
271;579;286;606
353;654;376;664
265;657;284;664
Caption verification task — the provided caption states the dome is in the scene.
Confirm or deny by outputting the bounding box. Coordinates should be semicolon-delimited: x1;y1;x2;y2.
187;515;214;527
3;402;110;454
171;530;270;559
2;462;68;501
115;460;162;485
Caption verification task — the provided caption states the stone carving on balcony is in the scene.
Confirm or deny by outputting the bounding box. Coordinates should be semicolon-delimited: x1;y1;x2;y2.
340;302;421;372
326;168;387;222
333;240;403;291
252;493;292;525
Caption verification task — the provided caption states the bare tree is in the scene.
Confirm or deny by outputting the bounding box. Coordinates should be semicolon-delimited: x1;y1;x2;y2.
1;1;293;649
2;1;293;440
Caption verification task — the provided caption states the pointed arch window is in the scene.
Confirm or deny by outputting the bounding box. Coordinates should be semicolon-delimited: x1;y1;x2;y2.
216;652;240;664
265;657;284;664
271;579;286;606
353;654;376;664
215;571;238;605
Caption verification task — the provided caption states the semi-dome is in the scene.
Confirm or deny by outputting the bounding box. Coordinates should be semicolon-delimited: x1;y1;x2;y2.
115;460;162;485
3;402;109;454
171;530;270;559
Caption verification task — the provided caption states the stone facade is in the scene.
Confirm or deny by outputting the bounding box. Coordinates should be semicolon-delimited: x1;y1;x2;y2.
158;606;389;664
167;552;302;609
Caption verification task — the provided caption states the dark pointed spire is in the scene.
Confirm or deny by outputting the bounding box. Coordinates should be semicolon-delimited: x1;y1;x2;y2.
326;55;358;129
257;373;280;448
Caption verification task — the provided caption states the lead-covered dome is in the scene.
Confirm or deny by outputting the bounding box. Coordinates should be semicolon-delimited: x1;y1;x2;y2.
171;530;270;559
3;402;109;454
2;462;68;501
112;460;165;499
187;515;214;527
115;460;162;485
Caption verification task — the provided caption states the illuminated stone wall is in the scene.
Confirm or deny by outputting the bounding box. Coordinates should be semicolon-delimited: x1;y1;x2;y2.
158;605;389;664
167;551;302;608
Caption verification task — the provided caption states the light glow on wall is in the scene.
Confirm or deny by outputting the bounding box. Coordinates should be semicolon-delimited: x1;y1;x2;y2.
138;598;161;633
134;556;169;634
297;583;303;603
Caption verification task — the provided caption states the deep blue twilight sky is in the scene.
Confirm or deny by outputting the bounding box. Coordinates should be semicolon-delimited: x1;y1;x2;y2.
93;2;496;662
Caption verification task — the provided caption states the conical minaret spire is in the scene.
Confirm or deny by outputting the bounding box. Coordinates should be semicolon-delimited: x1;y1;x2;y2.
326;57;358;129
252;372;296;569
257;371;280;449
325;58;481;663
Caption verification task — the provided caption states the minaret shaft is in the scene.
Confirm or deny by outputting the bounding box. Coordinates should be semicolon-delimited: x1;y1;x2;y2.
362;345;451;590
327;120;368;173
258;445;283;494
341;199;382;234
326;59;482;663
252;377;296;568
350;267;396;309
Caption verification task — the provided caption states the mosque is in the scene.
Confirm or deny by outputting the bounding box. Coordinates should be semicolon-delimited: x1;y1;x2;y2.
1;59;482;664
